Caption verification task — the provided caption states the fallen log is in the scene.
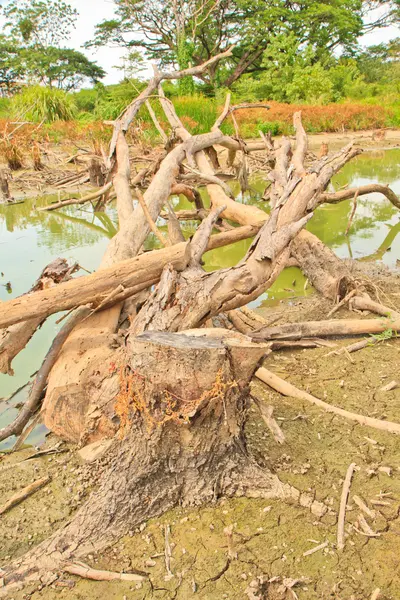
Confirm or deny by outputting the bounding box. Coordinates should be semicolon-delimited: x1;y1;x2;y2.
0;244;191;329
0;226;261;331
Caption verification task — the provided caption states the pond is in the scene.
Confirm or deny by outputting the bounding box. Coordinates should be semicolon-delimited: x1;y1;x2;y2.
1;148;400;449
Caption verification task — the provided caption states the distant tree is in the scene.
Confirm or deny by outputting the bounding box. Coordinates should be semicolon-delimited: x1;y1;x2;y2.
356;38;400;84
0;35;25;94
1;0;106;92
20;47;106;91
2;0;78;48
87;0;400;90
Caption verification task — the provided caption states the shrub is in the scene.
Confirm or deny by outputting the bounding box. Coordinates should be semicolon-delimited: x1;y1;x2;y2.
11;86;76;122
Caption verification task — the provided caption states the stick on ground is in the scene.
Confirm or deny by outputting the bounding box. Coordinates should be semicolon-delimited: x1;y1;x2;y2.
255;368;400;435
63;561;147;582
337;462;357;550
0;476;50;516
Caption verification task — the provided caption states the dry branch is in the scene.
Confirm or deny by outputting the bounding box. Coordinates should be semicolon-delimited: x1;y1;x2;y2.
38;182;113;212
251;314;400;341
0;476;50;516
0;258;79;375
63;562;147;582
255;367;400;435
320;184;400;210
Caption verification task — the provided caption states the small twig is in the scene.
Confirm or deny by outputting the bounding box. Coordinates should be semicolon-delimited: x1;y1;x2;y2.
352;495;376;519
355;514;380;537
345;189;359;235
337;462;357;550
64;561;147;582
327;289;357;318
0;476;50;516
82;285;125;321
164;524;173;578
0;379;32;404
12;411;41;452
370;588;381;600
303;541;328;557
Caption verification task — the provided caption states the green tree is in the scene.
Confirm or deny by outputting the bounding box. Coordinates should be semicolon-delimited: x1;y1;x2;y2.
1;0;106;92
2;0;78;48
87;0;400;90
20;47;106;91
0;35;25;94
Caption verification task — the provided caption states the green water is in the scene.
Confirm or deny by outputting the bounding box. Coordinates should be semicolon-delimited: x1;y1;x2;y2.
1;149;400;449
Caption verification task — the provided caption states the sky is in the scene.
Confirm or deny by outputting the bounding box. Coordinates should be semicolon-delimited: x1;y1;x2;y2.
1;0;400;86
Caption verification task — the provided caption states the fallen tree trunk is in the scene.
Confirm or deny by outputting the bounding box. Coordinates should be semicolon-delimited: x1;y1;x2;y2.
0;243;191;329
0;225;263;331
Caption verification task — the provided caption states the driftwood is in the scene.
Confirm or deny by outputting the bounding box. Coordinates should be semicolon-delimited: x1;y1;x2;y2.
1;61;398;596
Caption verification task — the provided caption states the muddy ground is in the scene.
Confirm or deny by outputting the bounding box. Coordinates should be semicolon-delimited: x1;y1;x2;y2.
0;263;399;600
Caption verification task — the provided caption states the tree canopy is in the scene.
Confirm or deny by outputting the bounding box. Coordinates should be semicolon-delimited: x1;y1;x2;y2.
0;0;105;93
87;0;400;89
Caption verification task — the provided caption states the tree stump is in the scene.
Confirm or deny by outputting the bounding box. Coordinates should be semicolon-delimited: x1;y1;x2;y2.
89;158;105;187
0;169;13;203
2;331;294;592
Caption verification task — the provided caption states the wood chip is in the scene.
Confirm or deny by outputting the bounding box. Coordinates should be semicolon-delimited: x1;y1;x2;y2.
380;380;398;392
355;514;380;537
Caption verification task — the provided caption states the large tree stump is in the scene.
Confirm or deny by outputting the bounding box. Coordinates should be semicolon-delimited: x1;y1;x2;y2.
1;331;299;594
